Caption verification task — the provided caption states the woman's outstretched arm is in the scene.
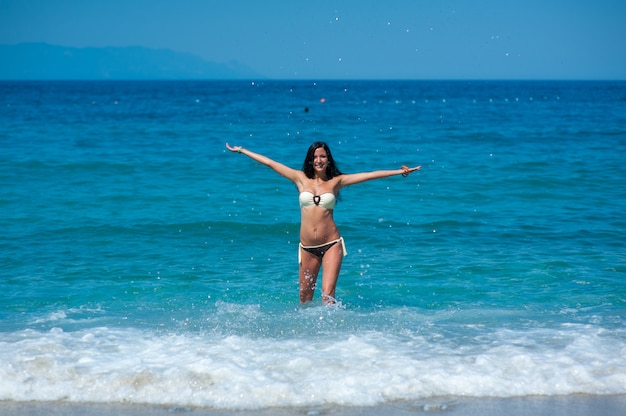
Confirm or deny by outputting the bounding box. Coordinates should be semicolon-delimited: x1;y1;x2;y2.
226;143;302;183
339;165;421;187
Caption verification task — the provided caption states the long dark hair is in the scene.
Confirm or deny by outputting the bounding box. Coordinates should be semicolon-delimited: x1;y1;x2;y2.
302;141;343;179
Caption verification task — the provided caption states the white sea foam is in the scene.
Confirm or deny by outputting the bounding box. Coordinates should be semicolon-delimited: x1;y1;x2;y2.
1;322;625;409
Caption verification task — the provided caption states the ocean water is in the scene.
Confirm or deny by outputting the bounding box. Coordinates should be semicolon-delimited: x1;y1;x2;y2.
1;80;625;409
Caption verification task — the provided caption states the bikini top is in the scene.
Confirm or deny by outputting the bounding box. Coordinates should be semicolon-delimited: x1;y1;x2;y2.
299;191;336;210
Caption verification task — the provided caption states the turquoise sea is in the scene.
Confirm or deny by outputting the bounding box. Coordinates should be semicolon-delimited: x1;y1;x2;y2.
1;80;625;409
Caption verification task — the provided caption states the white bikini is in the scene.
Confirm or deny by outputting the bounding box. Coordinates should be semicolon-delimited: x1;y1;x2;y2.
298;191;336;210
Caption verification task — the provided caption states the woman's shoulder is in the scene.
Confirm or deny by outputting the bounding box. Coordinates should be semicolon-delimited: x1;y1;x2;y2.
333;173;348;185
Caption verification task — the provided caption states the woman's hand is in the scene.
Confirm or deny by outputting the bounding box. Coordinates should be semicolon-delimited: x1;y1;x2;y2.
226;143;243;153
400;165;422;177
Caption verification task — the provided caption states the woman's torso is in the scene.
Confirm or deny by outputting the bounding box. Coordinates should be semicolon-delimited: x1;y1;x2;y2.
298;177;341;245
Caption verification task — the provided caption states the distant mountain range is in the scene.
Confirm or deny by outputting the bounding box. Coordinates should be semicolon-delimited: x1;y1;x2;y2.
0;43;263;80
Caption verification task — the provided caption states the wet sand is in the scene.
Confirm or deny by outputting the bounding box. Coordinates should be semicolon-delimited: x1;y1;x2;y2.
2;395;626;416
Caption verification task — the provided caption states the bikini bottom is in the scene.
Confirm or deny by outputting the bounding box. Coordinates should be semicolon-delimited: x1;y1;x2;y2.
299;237;347;263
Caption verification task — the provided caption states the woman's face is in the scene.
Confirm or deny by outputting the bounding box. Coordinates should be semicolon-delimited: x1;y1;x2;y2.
313;147;329;174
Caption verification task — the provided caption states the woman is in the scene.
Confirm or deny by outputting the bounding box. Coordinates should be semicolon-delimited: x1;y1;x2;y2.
226;142;421;304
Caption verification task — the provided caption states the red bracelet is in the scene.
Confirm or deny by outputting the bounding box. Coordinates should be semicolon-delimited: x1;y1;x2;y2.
401;165;410;177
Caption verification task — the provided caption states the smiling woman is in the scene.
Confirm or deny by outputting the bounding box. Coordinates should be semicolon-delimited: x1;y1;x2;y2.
225;141;421;304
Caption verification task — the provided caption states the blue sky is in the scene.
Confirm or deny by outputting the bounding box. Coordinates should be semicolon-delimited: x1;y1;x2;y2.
1;0;625;79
